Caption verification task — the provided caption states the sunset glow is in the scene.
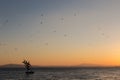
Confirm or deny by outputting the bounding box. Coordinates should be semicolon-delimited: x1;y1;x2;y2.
0;0;120;66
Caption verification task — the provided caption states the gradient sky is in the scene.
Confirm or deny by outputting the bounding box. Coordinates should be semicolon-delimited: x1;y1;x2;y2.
0;0;120;66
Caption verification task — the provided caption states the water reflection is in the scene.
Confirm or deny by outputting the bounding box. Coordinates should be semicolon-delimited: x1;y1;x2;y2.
22;73;34;80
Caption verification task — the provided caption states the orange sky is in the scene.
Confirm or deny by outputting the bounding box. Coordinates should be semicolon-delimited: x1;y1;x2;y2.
1;0;120;66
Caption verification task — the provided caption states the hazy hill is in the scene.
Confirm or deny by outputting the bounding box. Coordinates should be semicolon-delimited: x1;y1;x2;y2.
75;63;102;67
0;64;24;68
0;64;41;68
0;63;110;68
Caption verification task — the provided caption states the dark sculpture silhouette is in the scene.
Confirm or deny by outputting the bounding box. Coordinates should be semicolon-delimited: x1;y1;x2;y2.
22;60;34;74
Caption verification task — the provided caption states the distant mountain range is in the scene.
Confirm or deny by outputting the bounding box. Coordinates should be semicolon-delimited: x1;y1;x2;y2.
0;64;24;68
76;63;102;67
0;63;118;68
0;64;40;68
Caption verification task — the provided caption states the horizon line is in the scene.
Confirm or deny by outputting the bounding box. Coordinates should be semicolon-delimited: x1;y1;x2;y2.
1;63;120;68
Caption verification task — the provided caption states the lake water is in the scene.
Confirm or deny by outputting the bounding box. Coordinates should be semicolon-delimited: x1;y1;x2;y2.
0;67;120;80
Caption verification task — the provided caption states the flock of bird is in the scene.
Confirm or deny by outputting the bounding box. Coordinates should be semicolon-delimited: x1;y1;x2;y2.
0;12;108;52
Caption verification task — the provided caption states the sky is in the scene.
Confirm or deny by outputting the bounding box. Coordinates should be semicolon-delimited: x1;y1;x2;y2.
0;0;120;66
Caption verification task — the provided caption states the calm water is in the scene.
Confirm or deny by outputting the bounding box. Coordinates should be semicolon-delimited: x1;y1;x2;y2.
0;67;120;80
